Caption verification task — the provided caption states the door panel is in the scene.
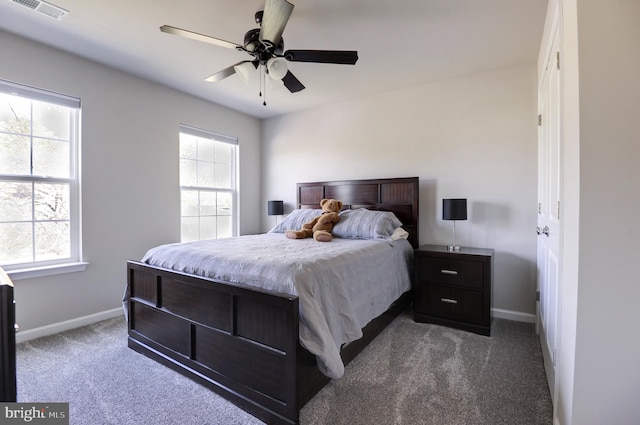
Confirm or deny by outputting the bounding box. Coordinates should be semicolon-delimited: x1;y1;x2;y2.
537;24;561;400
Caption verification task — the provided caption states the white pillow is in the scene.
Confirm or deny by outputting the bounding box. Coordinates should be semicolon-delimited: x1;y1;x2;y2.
268;209;323;233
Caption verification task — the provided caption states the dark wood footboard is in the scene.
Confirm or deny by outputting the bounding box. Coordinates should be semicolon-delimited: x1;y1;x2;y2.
127;261;301;424
127;261;412;424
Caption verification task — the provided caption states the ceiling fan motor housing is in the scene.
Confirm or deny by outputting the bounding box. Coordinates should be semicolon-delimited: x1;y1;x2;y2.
254;10;263;25
244;28;284;61
244;28;261;52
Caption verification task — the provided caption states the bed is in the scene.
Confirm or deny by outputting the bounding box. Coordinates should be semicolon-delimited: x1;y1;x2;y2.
126;177;419;424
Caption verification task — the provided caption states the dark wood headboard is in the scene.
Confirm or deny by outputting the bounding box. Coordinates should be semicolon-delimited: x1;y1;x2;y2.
296;177;419;248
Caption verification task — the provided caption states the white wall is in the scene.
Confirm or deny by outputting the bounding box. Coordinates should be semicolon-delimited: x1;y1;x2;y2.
541;1;640;424
0;30;262;333
570;0;640;424
262;64;539;318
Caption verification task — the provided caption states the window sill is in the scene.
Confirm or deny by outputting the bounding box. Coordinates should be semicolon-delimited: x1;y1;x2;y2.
6;262;89;281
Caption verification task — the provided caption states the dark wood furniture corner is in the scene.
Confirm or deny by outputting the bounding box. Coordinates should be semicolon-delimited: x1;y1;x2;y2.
0;267;17;402
413;244;493;336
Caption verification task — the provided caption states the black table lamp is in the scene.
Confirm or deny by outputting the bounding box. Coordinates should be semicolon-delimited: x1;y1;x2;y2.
443;198;467;251
268;200;284;224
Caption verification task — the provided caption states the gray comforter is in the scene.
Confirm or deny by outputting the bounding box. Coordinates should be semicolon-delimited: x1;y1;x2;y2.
141;233;413;379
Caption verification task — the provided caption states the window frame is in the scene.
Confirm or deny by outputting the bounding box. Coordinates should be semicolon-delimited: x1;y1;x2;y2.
179;124;238;242
0;79;85;280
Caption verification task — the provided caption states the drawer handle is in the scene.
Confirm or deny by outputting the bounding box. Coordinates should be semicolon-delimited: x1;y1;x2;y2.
440;269;458;275
440;298;458;304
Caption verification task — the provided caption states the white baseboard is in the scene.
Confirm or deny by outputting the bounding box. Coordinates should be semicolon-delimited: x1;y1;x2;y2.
16;307;125;344
492;308;536;323
14;306;534;343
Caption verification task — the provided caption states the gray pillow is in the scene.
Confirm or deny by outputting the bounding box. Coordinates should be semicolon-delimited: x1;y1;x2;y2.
268;209;323;233
332;208;402;241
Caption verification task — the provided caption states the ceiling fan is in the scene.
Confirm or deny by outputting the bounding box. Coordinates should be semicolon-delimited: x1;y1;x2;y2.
160;0;358;100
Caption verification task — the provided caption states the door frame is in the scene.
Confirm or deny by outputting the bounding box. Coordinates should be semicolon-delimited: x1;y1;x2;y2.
536;2;563;407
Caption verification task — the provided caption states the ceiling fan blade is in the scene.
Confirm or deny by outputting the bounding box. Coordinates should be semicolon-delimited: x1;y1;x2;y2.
204;61;251;82
160;25;242;50
283;50;359;65
282;70;305;93
259;0;294;46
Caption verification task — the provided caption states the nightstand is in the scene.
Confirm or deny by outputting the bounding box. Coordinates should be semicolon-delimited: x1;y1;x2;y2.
413;244;494;336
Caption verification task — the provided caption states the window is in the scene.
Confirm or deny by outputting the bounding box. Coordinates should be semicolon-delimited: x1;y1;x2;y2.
0;80;82;276
179;124;237;242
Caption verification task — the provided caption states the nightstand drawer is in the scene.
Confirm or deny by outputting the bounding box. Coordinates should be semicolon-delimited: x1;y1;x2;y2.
416;257;484;289
415;285;484;323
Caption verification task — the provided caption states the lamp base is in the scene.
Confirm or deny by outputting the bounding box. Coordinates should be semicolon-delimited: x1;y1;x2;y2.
447;245;461;252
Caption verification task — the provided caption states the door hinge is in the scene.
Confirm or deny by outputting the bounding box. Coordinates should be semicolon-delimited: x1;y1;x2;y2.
538;114;542;126
553;348;557;366
538;202;541;214
536;290;540;301
557;200;560;220
556;52;560;70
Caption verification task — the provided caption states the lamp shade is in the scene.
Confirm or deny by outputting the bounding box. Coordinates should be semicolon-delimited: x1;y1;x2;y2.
268;200;284;216
267;57;288;80
443;199;467;221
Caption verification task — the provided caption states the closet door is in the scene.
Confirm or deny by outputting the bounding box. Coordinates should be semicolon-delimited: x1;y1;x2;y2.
537;22;562;398
0;267;17;402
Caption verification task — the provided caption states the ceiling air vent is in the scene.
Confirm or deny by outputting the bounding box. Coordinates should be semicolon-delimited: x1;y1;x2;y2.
10;0;69;21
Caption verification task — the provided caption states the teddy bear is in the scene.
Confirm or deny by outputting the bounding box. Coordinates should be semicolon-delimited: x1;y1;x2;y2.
285;198;343;242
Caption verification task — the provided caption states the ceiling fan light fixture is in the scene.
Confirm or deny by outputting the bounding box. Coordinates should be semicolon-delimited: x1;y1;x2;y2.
266;57;288;80
234;62;255;84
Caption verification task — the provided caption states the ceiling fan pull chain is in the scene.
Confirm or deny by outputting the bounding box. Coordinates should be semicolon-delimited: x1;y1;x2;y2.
263;72;268;106
259;65;267;106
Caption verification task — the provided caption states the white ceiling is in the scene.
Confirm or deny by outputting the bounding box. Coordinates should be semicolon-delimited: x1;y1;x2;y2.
0;0;547;119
